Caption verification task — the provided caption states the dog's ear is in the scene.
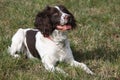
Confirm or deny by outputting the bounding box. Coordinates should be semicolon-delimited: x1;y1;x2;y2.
34;6;55;37
42;6;51;15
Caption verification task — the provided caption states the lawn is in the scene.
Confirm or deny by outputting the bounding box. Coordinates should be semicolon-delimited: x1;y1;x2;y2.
0;0;120;80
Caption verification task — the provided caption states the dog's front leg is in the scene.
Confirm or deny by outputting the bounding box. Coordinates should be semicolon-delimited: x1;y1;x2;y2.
70;60;94;75
42;57;67;75
55;67;68;76
44;63;68;76
65;44;94;75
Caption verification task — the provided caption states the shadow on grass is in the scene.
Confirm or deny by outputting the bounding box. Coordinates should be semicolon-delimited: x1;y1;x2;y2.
72;46;120;62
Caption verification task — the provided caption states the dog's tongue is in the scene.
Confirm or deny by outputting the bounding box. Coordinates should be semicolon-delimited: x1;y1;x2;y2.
57;25;71;31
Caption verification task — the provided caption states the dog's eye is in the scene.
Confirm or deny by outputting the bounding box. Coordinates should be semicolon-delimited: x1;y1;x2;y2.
53;13;59;16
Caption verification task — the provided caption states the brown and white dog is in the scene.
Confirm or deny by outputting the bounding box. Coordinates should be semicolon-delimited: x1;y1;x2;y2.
8;5;94;75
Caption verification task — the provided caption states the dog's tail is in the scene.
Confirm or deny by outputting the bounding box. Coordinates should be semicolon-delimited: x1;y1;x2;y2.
8;28;27;58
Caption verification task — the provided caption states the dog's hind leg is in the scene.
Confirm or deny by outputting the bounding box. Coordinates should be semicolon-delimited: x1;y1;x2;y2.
8;28;26;58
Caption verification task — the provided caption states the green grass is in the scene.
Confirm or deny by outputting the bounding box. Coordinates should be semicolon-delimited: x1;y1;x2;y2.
0;0;120;80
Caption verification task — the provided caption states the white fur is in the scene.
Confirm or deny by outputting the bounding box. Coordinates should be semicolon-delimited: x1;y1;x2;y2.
8;28;94;75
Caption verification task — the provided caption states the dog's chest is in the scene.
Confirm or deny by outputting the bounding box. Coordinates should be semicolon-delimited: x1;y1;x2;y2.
51;30;70;61
54;40;69;61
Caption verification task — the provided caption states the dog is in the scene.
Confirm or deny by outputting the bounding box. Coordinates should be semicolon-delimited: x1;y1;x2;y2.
8;5;94;75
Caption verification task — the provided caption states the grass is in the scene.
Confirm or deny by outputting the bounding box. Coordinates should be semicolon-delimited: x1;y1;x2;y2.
0;0;120;80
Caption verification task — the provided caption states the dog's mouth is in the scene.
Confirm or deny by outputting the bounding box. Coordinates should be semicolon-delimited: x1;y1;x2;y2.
56;25;71;31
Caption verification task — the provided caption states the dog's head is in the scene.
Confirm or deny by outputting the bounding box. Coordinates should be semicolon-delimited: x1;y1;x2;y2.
34;5;76;37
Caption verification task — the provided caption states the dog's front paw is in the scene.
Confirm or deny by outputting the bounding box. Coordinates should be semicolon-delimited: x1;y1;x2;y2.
13;54;20;58
87;70;95;75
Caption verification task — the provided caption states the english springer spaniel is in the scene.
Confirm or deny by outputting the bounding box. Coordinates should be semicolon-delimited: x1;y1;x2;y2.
8;5;94;75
